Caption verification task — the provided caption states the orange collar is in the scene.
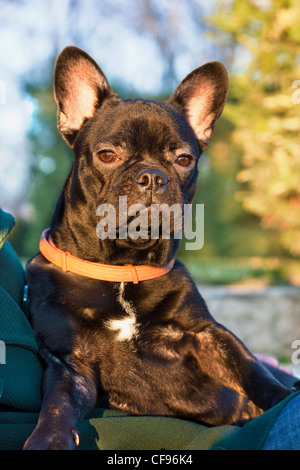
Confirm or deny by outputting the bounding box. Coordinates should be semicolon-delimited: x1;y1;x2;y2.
39;228;175;284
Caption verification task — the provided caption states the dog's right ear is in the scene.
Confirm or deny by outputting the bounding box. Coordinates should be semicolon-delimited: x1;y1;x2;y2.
54;46;116;147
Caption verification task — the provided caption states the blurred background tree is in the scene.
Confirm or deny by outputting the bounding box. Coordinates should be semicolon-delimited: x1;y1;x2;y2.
207;0;300;258
1;0;299;285
13;78;74;259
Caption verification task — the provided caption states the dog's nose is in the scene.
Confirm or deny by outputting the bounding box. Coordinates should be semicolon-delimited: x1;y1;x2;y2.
135;168;168;191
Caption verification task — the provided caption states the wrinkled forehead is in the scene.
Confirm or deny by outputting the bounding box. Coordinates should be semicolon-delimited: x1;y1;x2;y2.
89;98;199;155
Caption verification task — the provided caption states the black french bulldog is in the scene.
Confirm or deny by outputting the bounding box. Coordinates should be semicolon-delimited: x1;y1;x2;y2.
24;46;297;450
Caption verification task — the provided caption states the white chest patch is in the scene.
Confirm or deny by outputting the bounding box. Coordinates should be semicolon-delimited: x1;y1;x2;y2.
106;282;139;341
108;315;138;341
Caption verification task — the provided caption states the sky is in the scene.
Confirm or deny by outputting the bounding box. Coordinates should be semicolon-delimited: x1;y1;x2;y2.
0;0;158;215
0;0;215;216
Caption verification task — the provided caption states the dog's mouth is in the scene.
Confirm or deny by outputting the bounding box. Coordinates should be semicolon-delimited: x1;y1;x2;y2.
116;204;184;242
96;202;184;247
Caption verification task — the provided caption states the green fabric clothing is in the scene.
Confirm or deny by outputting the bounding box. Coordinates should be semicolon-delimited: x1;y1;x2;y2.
0;209;15;249
0;209;24;306
0;209;43;412
0;207;297;450
0;396;299;450
0;409;235;450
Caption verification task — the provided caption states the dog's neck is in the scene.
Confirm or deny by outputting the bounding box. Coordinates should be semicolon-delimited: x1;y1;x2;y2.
50;176;103;260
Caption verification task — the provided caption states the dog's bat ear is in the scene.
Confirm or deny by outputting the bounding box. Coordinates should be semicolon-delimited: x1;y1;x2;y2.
168;62;228;151
54;46;116;147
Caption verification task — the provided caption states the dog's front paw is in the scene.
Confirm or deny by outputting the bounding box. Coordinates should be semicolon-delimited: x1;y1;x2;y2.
23;425;79;450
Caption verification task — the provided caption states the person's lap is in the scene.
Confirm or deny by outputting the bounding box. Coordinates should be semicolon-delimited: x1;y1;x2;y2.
261;393;300;450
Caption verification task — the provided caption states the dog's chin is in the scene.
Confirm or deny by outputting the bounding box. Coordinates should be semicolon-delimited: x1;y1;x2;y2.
115;236;159;250
108;236;175;266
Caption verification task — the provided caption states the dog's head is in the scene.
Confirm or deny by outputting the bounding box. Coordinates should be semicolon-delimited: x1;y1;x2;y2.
52;46;228;266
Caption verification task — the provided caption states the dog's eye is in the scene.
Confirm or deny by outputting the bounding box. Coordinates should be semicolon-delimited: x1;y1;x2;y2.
175;155;192;167
98;151;119;163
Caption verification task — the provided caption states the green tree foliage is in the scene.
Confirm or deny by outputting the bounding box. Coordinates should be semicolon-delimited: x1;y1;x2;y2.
207;0;300;257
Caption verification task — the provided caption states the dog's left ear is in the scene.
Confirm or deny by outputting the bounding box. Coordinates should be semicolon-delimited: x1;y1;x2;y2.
54;46;116;147
168;62;228;151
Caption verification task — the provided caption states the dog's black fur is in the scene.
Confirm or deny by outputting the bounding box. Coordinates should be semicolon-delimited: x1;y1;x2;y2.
24;47;297;450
